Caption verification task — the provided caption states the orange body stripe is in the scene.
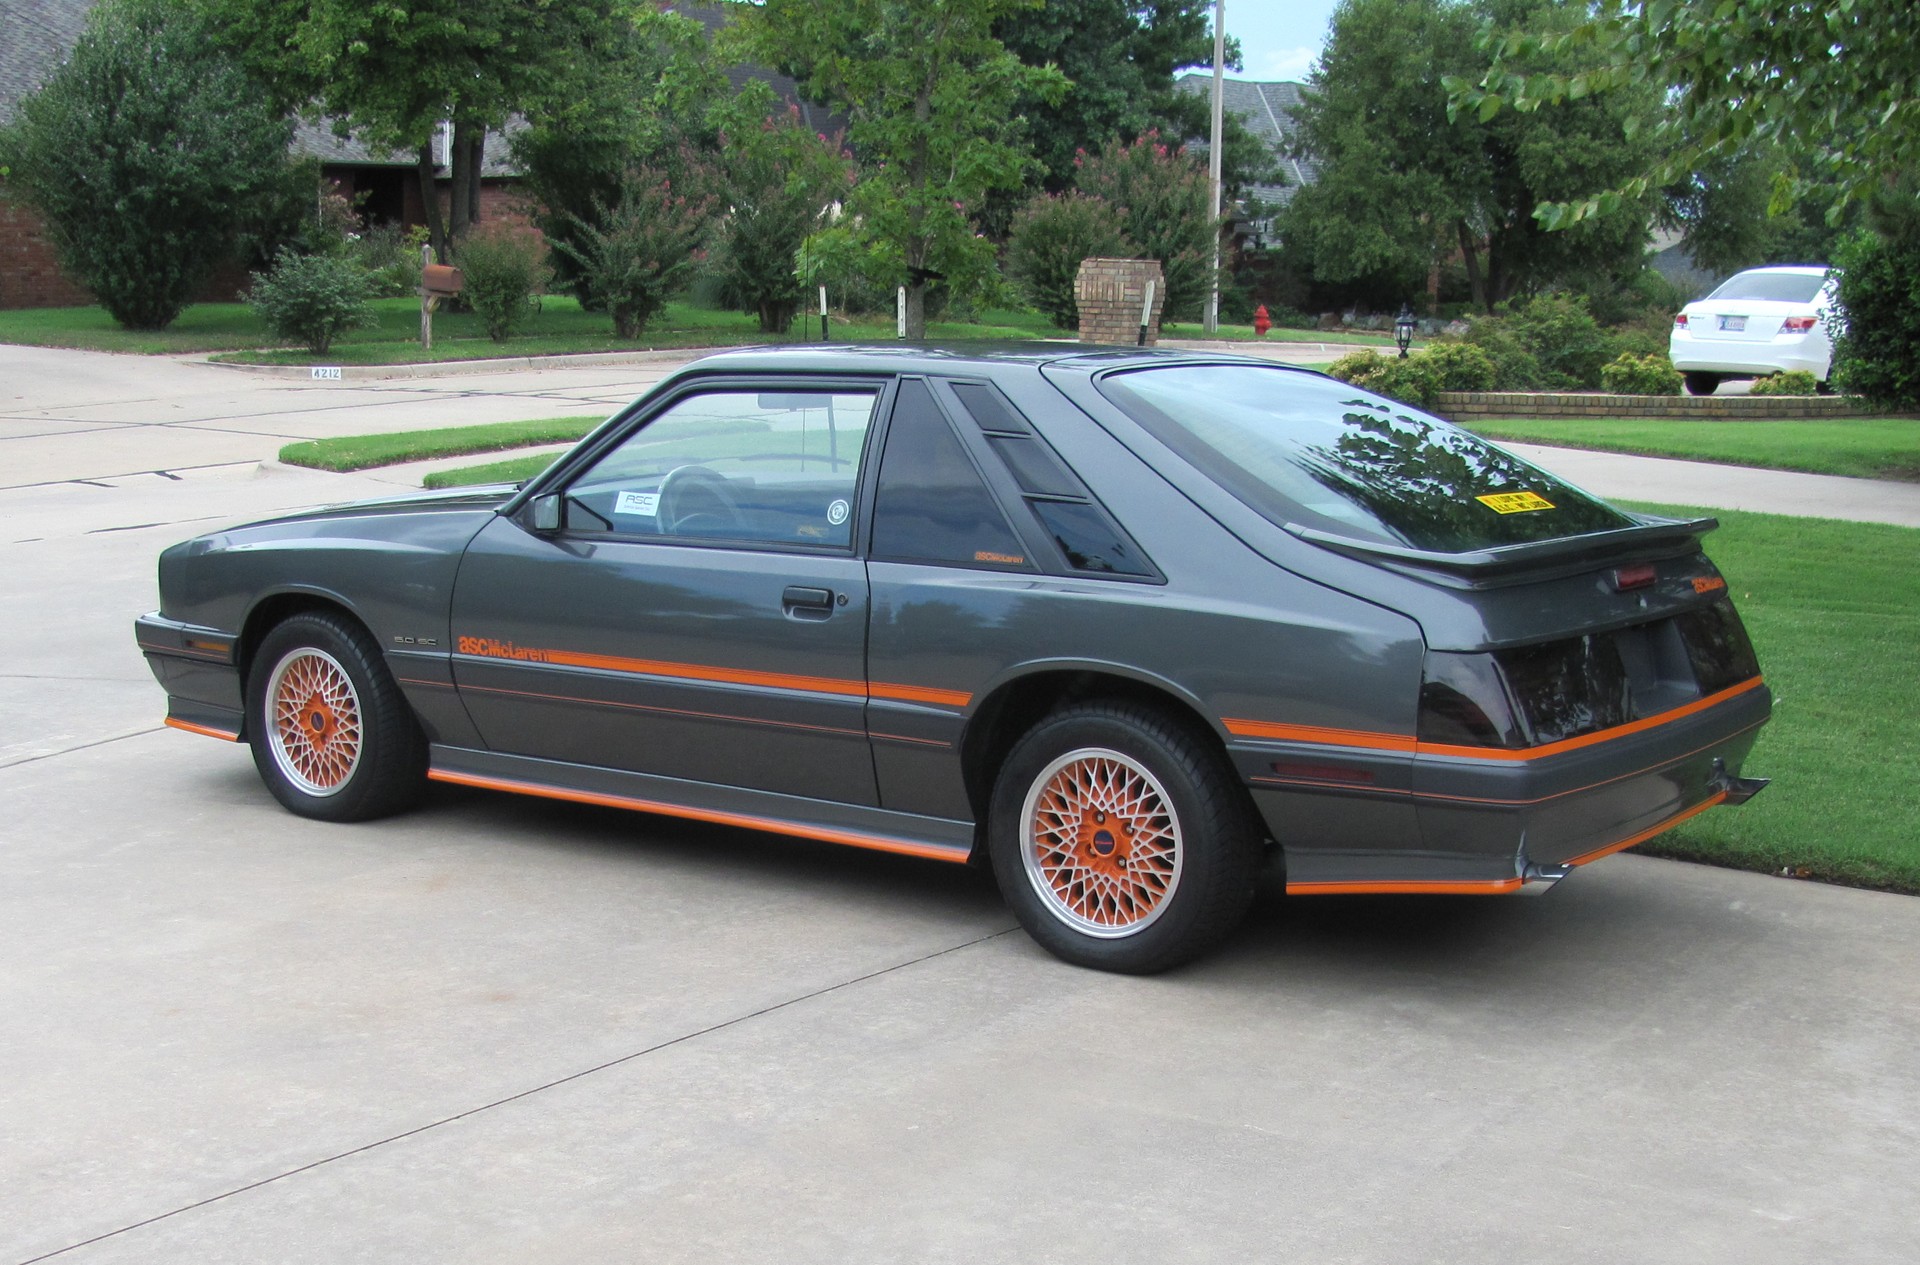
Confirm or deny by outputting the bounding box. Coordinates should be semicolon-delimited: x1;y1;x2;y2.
1288;877;1526;896
1562;790;1726;867
1228;676;1764;763
165;717;240;742
457;637;971;709
427;769;973;865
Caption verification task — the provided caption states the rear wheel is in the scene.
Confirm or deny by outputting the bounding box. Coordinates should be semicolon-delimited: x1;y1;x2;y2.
247;611;426;822
988;702;1261;973
1683;371;1721;396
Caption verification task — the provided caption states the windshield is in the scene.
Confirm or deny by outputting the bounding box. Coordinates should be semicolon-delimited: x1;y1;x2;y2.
1705;271;1829;304
1097;365;1634;553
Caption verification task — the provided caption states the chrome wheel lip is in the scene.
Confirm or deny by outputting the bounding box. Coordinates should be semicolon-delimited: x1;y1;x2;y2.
1019;746;1184;939
264;647;362;798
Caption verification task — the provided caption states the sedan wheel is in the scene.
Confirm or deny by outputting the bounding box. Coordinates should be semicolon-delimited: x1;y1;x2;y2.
247;612;425;822
990;702;1261;973
1683;371;1721;396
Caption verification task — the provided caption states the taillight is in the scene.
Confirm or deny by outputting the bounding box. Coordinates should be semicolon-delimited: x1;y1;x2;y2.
1672;313;1688;328
1782;315;1817;332
1611;563;1657;591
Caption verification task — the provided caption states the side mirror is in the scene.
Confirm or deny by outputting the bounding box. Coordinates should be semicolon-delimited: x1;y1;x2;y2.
528;493;563;533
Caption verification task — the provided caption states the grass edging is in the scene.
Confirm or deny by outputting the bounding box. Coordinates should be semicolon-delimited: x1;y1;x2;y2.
279;417;602;472
1466;416;1920;481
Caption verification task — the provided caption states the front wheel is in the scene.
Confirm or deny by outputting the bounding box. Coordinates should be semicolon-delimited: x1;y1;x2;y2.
247;611;426;822
988;702;1262;973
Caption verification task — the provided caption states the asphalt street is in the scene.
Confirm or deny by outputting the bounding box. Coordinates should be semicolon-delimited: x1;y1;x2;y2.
2;342;1916;1263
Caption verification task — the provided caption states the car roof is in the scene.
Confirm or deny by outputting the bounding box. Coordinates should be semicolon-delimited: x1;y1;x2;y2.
1729;265;1831;276
665;341;1319;379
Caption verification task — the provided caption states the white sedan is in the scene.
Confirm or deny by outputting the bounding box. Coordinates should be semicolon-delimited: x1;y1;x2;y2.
1669;265;1838;395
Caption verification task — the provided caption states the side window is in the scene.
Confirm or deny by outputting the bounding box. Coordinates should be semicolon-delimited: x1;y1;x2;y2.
564;389;876;548
871;379;1032;570
948;381;1156;578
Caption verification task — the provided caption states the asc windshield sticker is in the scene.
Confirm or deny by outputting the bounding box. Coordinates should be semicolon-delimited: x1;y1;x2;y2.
614;490;660;517
1476;491;1556;514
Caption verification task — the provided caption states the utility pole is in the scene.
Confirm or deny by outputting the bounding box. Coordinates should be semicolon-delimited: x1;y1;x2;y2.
1205;0;1226;334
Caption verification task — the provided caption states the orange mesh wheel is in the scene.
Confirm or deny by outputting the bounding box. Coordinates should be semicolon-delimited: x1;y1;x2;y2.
264;647;363;797
1019;747;1184;938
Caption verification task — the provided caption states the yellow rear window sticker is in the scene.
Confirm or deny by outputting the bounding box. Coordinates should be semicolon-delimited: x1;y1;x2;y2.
1476;491;1556;514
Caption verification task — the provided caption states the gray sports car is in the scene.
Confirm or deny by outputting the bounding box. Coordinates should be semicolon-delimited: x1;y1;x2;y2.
137;345;1770;972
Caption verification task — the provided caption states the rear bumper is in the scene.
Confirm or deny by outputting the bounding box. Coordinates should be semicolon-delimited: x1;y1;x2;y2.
1669;330;1830;378
1238;677;1772;892
136;612;245;739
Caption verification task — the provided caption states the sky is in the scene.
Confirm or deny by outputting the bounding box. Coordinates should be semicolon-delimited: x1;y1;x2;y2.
1218;0;1342;83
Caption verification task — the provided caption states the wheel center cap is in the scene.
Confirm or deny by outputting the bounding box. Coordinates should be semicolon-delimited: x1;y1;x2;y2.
1090;828;1117;856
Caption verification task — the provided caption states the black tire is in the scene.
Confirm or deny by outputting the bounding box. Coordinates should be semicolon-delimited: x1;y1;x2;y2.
246;611;426;822
1683;371;1721;396
987;701;1262;973
1815;377;1835;395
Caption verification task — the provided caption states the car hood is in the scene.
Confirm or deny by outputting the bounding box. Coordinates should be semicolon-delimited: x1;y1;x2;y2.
243;483;520;529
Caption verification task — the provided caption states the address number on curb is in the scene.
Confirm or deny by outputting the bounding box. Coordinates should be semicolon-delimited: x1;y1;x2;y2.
310;366;343;381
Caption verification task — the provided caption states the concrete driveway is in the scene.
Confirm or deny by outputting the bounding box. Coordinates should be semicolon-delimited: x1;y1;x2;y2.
2;343;1917;1263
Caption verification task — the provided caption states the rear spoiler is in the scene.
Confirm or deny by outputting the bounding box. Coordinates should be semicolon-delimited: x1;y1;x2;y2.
1283;513;1719;586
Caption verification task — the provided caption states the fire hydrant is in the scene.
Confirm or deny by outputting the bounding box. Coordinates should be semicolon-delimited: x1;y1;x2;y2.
1252;304;1271;338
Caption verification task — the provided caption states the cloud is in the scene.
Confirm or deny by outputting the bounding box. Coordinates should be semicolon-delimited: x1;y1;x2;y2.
1255;46;1320;81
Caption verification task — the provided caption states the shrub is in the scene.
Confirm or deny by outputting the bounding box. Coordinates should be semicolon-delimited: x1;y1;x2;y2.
1356;356;1443;408
355;223;428;298
1602;310;1674;362
1006;192;1137;329
1506;293;1609;389
554;163;719;339
0;0;295;329
1420;342;1498;392
1463;319;1545;390
1831;223;1920;408
248;248;374;355
1600;353;1683;395
1749;370;1821;397
454;222;550;341
1073;132;1217;322
714;104;853;334
1325;348;1387;385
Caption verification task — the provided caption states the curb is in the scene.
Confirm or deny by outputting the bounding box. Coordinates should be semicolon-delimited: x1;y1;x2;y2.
201;346;723;381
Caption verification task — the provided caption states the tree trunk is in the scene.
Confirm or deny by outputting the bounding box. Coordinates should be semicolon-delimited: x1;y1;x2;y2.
449;119;480;241
467;126;485;225
1456;220;1486;314
904;283;927;340
417;145;448;263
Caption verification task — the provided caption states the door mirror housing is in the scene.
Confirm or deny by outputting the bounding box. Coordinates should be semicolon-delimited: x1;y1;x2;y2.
528;493;563;533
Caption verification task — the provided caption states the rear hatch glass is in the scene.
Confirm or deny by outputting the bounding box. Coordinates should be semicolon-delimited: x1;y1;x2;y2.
1097;365;1633;553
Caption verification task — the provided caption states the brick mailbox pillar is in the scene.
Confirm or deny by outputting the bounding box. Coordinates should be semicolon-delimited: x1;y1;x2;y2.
1075;257;1166;346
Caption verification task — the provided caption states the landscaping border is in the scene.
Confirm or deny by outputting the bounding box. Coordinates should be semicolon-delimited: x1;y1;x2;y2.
1437;391;1875;421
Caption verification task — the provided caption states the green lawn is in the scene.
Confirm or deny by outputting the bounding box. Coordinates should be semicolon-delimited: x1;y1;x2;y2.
422;451;562;490
1467;416;1920;481
279;416;603;471
0;295;1397;362
1625;505;1920;893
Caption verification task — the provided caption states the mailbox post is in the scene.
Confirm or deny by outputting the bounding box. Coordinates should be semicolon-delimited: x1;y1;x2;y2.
419;245;465;351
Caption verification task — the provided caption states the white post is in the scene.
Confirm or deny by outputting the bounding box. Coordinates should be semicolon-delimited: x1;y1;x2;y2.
819;285;829;341
1205;0;1226;335
897;286;907;339
1138;280;1157;347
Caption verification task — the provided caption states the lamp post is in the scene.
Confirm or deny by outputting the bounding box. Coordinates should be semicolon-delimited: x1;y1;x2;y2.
1394;304;1417;359
1204;0;1225;334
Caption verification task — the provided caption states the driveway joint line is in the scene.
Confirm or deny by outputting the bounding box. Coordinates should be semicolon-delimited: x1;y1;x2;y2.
15;925;1019;1265
0;727;164;771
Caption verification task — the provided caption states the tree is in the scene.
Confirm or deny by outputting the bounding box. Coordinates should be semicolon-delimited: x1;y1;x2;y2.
202;0;638;261
727;0;1068;338
1280;0;1659;313
554;159;721;339
1664;151;1856;278
0;0;295;329
711;91;855;334
1006;191;1136;327
1073;132;1217;320
509;7;722;304
1450;2;1919;231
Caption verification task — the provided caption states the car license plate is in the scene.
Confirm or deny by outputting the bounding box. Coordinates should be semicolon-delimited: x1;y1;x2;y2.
1719;315;1747;332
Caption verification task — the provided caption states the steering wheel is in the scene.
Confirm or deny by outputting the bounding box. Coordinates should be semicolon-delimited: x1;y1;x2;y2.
655;464;746;536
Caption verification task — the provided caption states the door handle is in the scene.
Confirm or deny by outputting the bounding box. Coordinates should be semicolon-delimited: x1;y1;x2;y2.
782;585;835;620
